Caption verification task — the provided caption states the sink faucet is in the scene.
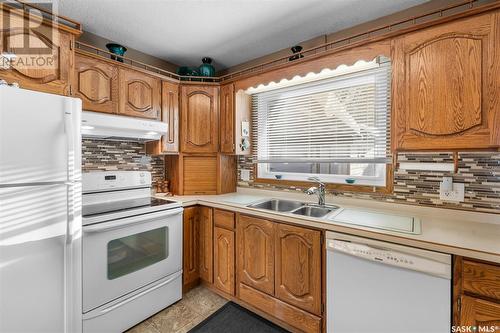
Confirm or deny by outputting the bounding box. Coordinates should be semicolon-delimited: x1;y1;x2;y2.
305;176;326;206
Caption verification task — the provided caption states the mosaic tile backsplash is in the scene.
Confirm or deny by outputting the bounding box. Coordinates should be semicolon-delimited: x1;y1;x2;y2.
238;152;500;214
82;139;165;185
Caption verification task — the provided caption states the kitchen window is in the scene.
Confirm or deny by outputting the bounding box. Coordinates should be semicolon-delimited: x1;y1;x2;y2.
252;57;391;188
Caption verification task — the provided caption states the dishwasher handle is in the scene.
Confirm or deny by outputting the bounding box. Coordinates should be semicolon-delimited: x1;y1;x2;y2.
327;239;451;279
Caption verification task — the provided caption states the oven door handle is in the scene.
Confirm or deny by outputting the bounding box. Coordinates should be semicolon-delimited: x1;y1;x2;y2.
83;271;182;320
83;207;183;233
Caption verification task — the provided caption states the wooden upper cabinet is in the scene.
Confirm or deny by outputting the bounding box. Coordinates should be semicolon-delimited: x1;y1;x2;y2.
459;296;500;328
183;155;217;195
392;11;500;150
180;85;219;153
0;7;77;96
237;215;275;296
275;224;321;315
198;206;213;284
220;84;235;153
160;81;180;153
118;68;161;119
220;84;252;155
74;54;118;113
145;81;180;155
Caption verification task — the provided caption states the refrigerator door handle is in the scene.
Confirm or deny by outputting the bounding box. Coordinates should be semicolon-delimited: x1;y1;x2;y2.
64;109;75;182
66;184;74;245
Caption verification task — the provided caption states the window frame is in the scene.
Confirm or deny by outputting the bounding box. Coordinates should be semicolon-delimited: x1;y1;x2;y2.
251;58;393;193
254;163;394;194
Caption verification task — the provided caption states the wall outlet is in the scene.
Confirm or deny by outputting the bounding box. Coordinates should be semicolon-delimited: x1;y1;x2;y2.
439;177;465;202
240;169;251;181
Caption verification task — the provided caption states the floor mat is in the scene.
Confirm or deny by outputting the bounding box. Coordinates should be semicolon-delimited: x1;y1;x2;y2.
189;302;289;333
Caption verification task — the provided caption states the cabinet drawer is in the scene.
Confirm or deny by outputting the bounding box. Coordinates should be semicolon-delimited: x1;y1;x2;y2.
214;209;235;230
238;283;321;333
463;260;500;301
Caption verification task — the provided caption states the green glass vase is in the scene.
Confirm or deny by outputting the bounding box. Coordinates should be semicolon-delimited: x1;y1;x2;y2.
198;57;215;77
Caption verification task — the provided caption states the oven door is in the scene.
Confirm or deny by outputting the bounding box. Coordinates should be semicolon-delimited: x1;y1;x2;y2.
82;207;182;313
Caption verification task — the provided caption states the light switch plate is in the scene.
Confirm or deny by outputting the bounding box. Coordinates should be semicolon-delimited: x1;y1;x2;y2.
241;121;250;137
240;169;250;181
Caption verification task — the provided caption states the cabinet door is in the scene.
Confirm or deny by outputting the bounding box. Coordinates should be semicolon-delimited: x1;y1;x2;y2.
214;227;235;295
182;155;217;195
161;81;179;153
180;85;219;153
237;215;275;295
198;206;213;284
0;10;73;96
183;207;199;289
220;84;235;154
460;296;500;328
74;54;118;113
392;12;500;150
275;224;321;315
118;68;161;119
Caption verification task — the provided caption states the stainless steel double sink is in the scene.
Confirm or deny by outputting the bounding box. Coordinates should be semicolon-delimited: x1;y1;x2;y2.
247;199;339;218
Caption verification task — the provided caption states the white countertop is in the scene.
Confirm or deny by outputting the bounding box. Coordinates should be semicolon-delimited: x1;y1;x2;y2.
156;187;500;263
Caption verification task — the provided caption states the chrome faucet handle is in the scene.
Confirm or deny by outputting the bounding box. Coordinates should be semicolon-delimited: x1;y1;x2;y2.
305;186;318;195
307;176;325;186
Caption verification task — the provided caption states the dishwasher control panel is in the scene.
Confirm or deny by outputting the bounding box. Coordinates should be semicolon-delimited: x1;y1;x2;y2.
328;239;451;278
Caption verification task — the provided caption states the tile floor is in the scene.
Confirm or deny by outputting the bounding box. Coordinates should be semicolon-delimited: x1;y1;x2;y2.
127;286;228;333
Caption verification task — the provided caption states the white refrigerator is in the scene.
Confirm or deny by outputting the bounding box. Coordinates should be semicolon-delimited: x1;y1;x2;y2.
0;85;82;333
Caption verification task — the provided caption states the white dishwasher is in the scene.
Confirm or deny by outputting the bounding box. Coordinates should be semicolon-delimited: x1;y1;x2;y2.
326;232;451;333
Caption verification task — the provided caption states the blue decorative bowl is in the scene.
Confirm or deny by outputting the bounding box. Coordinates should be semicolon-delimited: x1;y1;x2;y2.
106;43;127;63
345;178;356;184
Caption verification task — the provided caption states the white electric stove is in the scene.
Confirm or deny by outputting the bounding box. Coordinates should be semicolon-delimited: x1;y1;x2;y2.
82;171;183;333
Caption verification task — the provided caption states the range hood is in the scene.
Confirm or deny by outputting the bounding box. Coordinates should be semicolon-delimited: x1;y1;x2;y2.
81;111;167;142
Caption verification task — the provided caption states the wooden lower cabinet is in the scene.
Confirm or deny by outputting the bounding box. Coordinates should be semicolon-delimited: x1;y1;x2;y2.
213;209;236;295
184;209;323;332
460;296;500;328
182;206;199;291
214;227;235;295
199;206;213;284
239;283;322;333
237;215;275;295
236;214;323;333
454;257;500;330
275;224;322;315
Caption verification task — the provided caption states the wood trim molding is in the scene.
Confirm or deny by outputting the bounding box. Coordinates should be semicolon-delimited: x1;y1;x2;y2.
234;40;391;91
252;163;394;195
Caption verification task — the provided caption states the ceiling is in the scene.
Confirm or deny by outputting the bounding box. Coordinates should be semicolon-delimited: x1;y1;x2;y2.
58;0;428;70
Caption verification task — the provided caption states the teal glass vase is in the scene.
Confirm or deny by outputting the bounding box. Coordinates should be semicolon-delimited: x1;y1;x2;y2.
198;57;215;77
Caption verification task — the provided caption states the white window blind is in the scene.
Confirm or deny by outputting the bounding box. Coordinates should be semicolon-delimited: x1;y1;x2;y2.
252;60;391;165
